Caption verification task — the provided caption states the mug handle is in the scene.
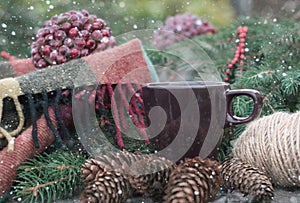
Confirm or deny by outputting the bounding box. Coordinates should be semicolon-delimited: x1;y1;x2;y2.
226;89;262;125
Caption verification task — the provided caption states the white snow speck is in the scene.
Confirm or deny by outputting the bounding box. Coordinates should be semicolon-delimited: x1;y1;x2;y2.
194;191;199;195
49;5;54;9
273;18;277;22
118;190;122;195
133;24;138;29
1;23;7;28
119;1;125;8
28;6;34;10
11;31;16;36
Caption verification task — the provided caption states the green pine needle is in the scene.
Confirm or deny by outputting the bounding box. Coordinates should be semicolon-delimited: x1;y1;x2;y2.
13;151;87;203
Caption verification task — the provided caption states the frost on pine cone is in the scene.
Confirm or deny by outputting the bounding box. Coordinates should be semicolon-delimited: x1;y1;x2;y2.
163;157;221;203
31;9;115;68
152;13;216;50
80;167;132;203
81;151;175;201
220;157;274;203
128;155;176;200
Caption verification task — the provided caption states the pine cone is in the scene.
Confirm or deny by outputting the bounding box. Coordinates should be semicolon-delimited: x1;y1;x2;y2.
81;158;107;185
163;157;221;203
129;155;176;200
80;167;132;203
81;151;175;200
221;157;274;203
81;151;141;185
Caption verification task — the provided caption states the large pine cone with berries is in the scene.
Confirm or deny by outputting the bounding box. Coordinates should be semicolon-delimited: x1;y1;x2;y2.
163;157;221;203
221;157;274;203
31;10;115;68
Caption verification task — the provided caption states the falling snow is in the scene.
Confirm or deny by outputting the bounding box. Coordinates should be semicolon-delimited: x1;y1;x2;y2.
119;1;125;8
1;23;7;28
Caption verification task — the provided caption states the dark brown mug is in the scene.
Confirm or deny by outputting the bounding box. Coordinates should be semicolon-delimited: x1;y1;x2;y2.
141;81;262;162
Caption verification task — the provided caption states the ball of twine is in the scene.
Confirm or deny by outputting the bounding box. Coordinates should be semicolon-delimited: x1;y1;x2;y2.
232;111;300;187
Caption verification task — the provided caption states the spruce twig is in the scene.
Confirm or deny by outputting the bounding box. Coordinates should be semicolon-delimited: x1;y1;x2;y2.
13;150;87;203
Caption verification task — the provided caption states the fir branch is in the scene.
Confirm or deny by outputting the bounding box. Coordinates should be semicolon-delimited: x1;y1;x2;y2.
13;151;87;203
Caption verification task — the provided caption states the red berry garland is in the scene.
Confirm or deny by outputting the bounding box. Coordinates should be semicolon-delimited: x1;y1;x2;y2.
225;26;248;82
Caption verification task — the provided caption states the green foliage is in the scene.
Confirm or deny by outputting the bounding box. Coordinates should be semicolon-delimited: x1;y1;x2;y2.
193;17;300;160
13;151;87;203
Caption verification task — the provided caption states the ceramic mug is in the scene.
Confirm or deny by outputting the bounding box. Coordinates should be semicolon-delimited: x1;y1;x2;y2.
141;81;262;162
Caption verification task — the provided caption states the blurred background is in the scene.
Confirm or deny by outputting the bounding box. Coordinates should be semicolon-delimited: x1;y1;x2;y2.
0;0;299;60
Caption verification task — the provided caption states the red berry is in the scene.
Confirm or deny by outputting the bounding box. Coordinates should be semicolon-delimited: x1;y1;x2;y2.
86;39;96;49
228;64;233;69
73;20;83;29
243;26;248;33
101;29;110;37
84;23;92;31
240;49;245;54
80;30;90;39
239;43;245;48
59;45;70;56
240;38;245;43
68;28;79;38
54;30;66;40
91;30;102;41
88;15;97;23
81;9;89;17
36;37;45;46
240;61;244;66
240;54;245;60
70;47;80;58
33;53;42;62
225;77;229;81
61;22;72;32
37;59;47;68
238;26;243;33
56;55;67;64
64;38;73;47
50;50;58;60
226;69;230;74
31;47;39;55
45;34;54;42
91;22;103;30
239;33;246;38
70;14;79;22
42;45;51;56
80;49;89;57
49;39;62;48
74;38;86;49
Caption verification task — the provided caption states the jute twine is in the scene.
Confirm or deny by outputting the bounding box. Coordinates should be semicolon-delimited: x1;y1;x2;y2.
0;78;24;152
232;111;300;187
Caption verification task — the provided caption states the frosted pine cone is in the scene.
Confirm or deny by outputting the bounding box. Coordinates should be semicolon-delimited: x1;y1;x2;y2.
31;9;115;68
152;13;216;50
221;157;274;203
128;155;176;200
80;168;132;203
163;157;221;203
